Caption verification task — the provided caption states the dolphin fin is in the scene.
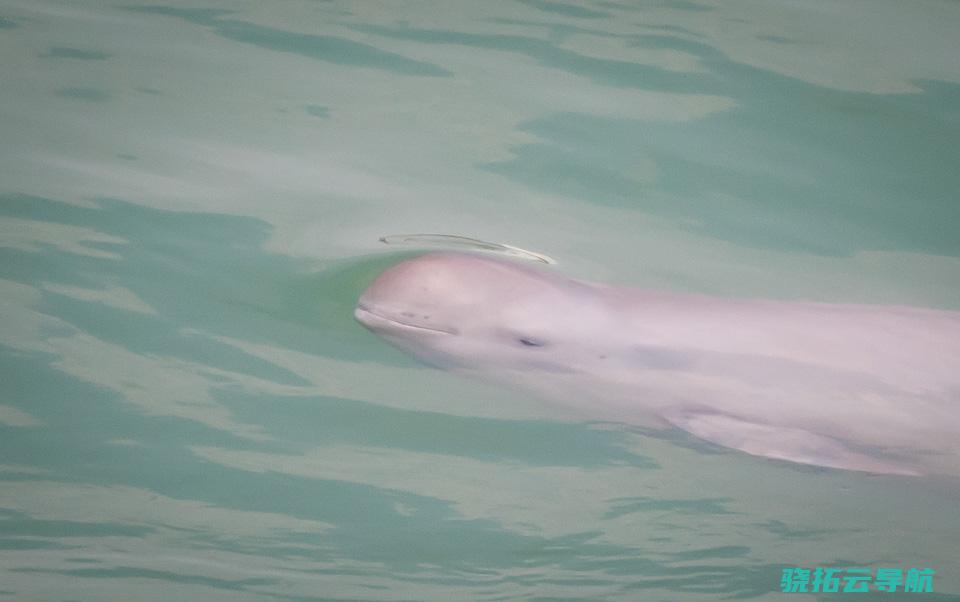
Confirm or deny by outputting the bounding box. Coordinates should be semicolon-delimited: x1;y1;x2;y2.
664;412;919;476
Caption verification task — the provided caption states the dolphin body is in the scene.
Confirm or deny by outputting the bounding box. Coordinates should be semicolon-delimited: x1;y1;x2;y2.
355;252;960;477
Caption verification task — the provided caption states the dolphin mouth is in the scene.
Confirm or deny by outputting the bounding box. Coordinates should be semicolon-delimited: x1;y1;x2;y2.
354;304;458;335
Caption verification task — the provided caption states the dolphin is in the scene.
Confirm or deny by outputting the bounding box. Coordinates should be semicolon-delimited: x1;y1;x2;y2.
355;252;960;477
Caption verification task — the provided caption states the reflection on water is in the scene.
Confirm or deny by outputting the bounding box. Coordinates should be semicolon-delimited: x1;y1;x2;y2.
2;0;959;599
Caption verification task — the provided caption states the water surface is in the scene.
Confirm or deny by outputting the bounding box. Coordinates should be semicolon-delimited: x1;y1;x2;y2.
1;1;959;599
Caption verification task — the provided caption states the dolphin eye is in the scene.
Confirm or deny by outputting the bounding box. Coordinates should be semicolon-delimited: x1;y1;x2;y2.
518;337;546;347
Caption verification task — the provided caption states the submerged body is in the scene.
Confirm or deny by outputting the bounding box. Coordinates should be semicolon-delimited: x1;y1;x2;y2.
355;253;960;477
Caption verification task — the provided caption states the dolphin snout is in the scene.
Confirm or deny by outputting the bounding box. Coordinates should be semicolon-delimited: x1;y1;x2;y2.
355;261;460;336
354;304;458;336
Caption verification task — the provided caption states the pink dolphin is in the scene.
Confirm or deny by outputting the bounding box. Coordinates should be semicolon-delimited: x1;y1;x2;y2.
356;253;960;476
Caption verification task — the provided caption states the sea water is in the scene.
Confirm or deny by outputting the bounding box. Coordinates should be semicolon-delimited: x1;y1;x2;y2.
1;1;958;599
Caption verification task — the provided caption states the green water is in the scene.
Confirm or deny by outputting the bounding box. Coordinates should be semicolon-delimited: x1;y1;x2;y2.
1;1;959;600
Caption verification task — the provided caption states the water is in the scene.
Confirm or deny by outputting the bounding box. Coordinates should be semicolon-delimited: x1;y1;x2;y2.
1;1;959;599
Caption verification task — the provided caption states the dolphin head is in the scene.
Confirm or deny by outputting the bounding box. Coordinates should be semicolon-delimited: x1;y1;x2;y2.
355;253;612;370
